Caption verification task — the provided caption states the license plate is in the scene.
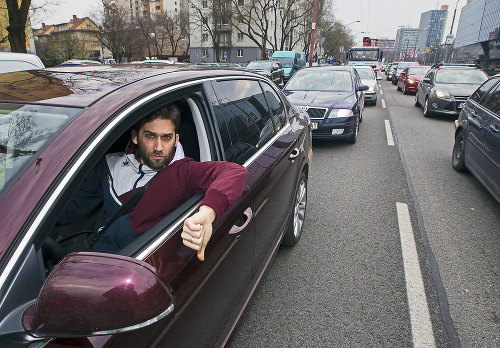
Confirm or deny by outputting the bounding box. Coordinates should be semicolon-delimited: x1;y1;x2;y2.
311;122;318;130
457;103;463;109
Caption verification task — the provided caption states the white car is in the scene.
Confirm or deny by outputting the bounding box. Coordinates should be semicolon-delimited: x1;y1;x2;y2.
354;66;381;106
0;52;45;73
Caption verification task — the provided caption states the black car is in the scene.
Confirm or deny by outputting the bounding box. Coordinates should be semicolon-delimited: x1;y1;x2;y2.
452;74;500;203
283;66;368;143
246;60;284;85
415;64;489;117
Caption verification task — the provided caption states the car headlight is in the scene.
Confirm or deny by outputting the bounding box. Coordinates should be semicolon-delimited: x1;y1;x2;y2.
328;109;354;118
368;86;375;92
407;79;415;84
435;90;451;99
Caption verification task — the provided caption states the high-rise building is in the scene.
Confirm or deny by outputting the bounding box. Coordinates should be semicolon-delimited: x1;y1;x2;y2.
454;0;500;68
395;28;421;61
417;5;448;62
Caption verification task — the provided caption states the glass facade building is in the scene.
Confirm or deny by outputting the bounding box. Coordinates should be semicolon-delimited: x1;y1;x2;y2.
417;6;448;61
454;0;500;69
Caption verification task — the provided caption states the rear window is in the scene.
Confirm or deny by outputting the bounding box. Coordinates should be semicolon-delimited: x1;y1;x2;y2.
0;104;80;194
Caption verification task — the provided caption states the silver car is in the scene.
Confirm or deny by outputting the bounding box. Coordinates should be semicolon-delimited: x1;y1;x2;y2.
354;66;381;106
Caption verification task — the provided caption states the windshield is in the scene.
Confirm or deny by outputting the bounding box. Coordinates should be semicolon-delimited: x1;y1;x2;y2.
286;70;353;92
408;66;431;75
272;57;293;68
349;50;379;61
247;61;273;70
435;69;488;84
355;68;375;79
0;103;80;194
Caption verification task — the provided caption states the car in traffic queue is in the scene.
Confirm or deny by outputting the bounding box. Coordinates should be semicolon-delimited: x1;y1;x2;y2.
283;65;368;143
397;65;431;94
354;65;381;105
391;61;420;85
0;64;312;347
452;74;500;203
245;60;285;85
386;62;399;81
415;64;489;117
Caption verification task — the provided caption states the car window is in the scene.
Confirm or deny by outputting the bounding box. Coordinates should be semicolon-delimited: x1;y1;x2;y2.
355;68;375;79
0;104;80;196
286;70;353;92
212;79;274;164
260;82;287;131
435;69;488;84
470;78;500;103
479;83;500;115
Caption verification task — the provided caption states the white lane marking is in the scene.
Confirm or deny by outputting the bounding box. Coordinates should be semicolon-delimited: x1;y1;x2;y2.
396;202;436;348
380;89;384;95
385;120;395;146
381;99;386;108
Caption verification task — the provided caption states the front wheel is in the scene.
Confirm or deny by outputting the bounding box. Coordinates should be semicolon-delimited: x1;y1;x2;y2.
415;91;420;107
403;83;408;94
452;131;468;172
423;97;432;117
345;116;359;144
281;171;308;247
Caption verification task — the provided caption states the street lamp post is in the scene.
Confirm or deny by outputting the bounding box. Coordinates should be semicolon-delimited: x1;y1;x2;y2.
340;20;360;64
309;0;319;66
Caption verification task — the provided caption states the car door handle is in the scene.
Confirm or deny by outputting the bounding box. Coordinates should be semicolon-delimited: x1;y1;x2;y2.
490;124;499;133
229;207;252;237
288;148;300;161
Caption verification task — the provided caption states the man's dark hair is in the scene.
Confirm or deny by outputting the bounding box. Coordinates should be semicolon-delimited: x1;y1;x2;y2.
134;103;181;133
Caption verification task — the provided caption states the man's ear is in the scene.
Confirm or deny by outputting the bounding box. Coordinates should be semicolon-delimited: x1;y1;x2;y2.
131;129;138;145
175;133;179;146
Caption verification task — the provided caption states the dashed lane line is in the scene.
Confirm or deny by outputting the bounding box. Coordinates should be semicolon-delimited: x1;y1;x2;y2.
396;202;437;348
385;120;394;146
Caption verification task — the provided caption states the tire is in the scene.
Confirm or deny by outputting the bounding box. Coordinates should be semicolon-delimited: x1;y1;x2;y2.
423;97;432;118
346;116;359;144
402;83;408;95
452;131;468;172
281;171;307;247
415;91;420;107
397;82;402;91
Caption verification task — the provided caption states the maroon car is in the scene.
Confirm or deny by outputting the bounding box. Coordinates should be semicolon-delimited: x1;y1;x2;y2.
397;65;431;94
0;65;312;347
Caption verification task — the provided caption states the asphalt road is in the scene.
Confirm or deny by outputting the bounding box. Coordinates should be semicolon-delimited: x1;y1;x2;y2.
229;77;500;347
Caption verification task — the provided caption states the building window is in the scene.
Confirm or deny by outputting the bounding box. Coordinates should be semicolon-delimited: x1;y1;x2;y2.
156;5;160;10
238;0;244;4
237;33;244;41
220;33;229;45
202;0;208;8
202;33;208;42
237;49;243;57
202;49;208;58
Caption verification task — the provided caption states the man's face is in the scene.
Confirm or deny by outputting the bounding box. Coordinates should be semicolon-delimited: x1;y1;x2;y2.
132;118;179;170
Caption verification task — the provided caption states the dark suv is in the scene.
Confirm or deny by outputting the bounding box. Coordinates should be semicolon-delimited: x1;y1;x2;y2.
246;60;285;85
452;74;500;203
415;64;488;117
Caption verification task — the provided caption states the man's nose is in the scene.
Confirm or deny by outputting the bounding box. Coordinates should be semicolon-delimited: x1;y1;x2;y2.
154;138;163;151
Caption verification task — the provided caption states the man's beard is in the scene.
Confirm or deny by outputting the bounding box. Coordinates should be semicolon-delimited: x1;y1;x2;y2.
138;145;176;170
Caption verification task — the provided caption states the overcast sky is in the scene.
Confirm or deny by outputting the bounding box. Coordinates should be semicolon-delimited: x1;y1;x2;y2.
32;0;467;45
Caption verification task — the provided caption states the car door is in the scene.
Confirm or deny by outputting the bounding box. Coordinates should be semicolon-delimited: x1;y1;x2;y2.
354;71;365;114
464;78;500;173
472;82;500;199
207;77;305;274
419;69;434;104
7;83;256;348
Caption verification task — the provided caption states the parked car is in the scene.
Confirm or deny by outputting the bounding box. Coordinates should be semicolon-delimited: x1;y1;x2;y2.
283;65;368;143
391;61;420;85
415;64;489;117
0;64;312;347
386;62;399;81
55;59;102;67
354;65;381;105
0;52;44;73
397;65;431;94
196;62;242;67
271;51;306;82
452;74;500;203
246;60;284;85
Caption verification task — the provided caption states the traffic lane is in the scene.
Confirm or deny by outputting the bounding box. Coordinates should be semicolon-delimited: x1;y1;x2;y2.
383;79;500;346
230;101;450;347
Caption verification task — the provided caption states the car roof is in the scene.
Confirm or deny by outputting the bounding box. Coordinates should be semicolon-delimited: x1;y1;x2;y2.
0;64;261;107
0;52;45;72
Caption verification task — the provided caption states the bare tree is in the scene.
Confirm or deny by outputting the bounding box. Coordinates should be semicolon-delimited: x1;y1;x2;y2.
4;0;31;52
45;32;89;60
